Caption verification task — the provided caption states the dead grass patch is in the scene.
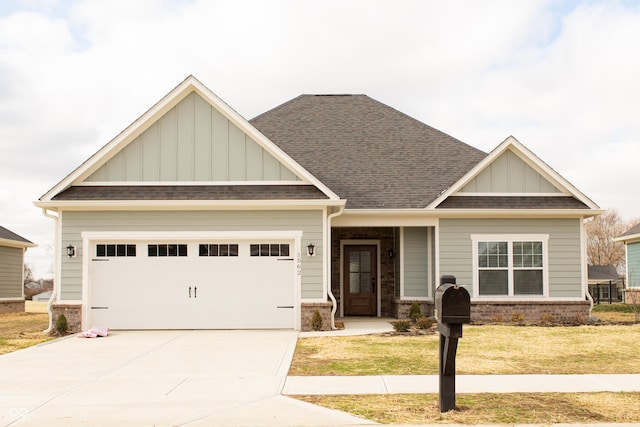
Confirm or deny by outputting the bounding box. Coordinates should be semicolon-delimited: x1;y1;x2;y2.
296;392;640;425
290;324;640;375
0;310;52;355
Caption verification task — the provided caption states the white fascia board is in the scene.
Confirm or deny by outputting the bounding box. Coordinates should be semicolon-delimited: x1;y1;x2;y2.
333;209;438;227
435;208;605;218
0;238;37;249
427;136;601;210
39;76;339;202
33;199;346;211
613;233;640;243
76;180;307;186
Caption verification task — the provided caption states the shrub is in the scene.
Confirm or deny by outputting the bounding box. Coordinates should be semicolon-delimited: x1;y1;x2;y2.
409;302;422;323
54;314;68;336
415;316;434;330
511;312;525;324
311;309;323;331
489;313;507;323
391;320;411;332
540;313;557;324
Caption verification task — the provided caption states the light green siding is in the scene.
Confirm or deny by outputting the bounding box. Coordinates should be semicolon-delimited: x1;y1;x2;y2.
627;242;640;288
403;227;429;298
0;245;23;298
439;218;582;298
85;92;301;183
461;150;560;193
60;210;323;300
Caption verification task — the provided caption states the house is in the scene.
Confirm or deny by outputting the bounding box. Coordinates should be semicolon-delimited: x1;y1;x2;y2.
35;76;602;332
32;290;53;302
0;225;35;313
587;265;624;304
614;224;640;294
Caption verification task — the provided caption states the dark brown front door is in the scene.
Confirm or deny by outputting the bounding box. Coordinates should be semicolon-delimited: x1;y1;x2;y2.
343;245;377;316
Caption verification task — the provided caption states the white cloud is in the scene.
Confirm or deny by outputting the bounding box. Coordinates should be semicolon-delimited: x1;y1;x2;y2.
1;0;639;276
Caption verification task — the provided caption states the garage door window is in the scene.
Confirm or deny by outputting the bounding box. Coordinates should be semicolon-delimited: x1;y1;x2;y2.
148;244;188;257
96;244;136;257
199;244;239;257
250;243;290;257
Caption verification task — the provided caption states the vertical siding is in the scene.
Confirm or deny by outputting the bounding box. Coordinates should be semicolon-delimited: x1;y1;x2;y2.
60;210;324;300
84;92;301;183
627;243;640;288
0;246;23;298
439;218;583;298
403;227;429;298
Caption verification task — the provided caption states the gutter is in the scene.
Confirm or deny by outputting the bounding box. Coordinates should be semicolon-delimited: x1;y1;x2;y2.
40;208;58;334
326;204;345;329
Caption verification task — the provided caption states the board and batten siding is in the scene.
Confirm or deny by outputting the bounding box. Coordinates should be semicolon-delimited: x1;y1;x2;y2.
439;218;583;298
0;245;23;298
402;227;430;298
86;92;299;183
627;242;640;288
60;210;323;300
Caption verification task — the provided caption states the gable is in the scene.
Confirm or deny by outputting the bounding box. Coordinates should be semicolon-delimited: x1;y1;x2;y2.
85;92;299;183
460;149;561;194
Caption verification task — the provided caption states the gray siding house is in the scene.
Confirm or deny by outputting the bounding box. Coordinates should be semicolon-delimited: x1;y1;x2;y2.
615;224;640;289
35;76;601;331
0;225;35;313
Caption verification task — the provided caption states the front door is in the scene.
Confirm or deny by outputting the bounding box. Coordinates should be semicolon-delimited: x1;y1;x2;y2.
343;245;377;316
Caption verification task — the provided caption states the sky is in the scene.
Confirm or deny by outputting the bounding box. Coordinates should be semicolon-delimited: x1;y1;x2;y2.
1;0;640;279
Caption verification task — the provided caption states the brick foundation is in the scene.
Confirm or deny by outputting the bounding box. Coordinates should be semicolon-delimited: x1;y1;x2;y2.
0;299;25;314
300;302;333;331
394;300;434;319
471;301;590;324
51;303;82;333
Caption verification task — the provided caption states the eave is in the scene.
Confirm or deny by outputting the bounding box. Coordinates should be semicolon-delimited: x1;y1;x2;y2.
0;238;37;249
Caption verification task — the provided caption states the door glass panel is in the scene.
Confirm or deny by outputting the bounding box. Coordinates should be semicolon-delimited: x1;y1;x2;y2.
359;272;371;293
360;251;371;272
349;273;360;293
350;252;360;273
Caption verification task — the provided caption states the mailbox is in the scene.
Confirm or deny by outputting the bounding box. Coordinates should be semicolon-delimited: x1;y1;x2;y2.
434;283;471;325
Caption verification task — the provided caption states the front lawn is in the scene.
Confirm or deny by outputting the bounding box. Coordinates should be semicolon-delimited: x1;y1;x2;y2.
290;324;640;375
0;305;52;355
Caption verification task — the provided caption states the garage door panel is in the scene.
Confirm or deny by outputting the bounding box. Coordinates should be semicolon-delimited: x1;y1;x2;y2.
89;239;297;329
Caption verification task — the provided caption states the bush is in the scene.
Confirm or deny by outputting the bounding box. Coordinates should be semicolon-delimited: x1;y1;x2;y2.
511;312;525;324
311;309;323;331
415;316;434;330
409;302;422;323
391;320;411;332
54;314;68;336
540;313;557;324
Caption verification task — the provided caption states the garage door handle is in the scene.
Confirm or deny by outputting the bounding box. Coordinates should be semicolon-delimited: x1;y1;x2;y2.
188;286;191;298
194;286;197;298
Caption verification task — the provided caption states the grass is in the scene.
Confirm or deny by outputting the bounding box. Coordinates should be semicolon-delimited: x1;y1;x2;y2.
290;324;640;375
0;302;52;355
296;392;640;425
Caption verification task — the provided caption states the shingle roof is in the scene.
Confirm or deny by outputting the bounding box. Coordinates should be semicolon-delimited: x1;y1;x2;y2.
250;95;487;209
619;223;640;238
588;265;620;282
52;185;328;201
0;225;33;245
436;196;590;210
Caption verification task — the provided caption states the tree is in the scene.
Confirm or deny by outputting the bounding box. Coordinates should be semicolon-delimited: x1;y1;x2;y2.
23;264;34;285
586;209;640;270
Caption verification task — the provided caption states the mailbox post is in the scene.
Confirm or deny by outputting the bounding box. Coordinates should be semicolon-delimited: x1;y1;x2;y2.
434;276;470;412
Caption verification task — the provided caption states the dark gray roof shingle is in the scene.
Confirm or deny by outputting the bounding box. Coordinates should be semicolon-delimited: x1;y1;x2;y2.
436;196;589;210
52;185;328;201
0;225;33;245
250;95;487;209
588;265;620;282
619;223;640;238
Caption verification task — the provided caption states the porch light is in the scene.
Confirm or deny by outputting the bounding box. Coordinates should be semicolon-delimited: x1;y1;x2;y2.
66;244;76;258
389;249;395;259
306;243;315;257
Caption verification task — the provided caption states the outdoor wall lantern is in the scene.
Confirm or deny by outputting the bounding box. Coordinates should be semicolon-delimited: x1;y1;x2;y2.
306;243;315;257
66;244;76;258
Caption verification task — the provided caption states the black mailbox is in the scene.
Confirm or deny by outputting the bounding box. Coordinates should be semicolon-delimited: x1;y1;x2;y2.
434;283;471;325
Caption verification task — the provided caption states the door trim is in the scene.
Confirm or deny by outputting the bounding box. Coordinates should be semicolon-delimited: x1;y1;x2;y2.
339;239;381;317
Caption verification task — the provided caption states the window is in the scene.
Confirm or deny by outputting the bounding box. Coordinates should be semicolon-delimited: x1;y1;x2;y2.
199;244;238;257
148;244;187;257
250;243;290;257
473;235;547;297
96;244;136;257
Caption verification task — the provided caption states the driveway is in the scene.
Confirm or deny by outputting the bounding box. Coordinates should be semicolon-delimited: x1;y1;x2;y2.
0;330;370;427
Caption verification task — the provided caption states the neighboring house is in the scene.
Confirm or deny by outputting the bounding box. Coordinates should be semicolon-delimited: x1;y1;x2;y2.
35;76;602;332
32;290;53;302
0;225;36;313
614;224;640;289
587;265;624;304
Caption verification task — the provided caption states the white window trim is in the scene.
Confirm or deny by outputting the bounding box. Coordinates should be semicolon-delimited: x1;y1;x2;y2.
471;234;549;300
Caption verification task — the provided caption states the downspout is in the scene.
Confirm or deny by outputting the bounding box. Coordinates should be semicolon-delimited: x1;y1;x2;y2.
41;208;58;334
326;204;345;330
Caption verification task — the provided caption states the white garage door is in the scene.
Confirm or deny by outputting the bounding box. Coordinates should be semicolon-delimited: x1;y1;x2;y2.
88;239;296;329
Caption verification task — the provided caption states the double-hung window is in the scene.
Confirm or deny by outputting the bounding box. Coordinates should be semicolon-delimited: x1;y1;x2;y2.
472;235;548;297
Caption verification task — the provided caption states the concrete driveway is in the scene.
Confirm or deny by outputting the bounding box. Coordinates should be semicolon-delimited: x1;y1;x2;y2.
0;330;371;427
